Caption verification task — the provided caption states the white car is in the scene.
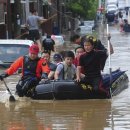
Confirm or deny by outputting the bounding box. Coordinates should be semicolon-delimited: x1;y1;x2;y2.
107;4;118;10
0;40;34;68
107;4;118;15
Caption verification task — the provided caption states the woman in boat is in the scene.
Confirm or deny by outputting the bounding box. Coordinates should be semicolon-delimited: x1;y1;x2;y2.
54;51;76;80
0;44;48;97
76;38;109;94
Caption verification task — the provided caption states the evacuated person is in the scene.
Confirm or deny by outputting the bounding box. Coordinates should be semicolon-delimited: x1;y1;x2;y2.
0;44;47;97
41;50;57;80
73;46;85;67
53;53;63;65
54;51;76;80
76;38;109;95
70;34;106;50
73;46;85;78
71;34;113;71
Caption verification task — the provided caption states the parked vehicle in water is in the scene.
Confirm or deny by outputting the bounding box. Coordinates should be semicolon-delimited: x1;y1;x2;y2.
105;3;119;23
107;4;119;16
107;4;117;9
0;40;34;68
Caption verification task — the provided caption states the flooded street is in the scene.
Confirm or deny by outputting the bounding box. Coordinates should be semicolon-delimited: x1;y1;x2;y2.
0;24;130;130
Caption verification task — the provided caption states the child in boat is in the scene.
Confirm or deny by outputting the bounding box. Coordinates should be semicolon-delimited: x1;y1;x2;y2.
53;53;63;65
54;51;76;80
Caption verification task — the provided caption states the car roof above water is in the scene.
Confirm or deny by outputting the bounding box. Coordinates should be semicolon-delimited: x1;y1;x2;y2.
0;39;34;46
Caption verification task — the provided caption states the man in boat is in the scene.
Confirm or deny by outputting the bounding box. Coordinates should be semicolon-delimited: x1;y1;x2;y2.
41;50;57;80
73;46;85;67
0;44;49;97
73;46;85;78
54;51;76;80
76;37;110;95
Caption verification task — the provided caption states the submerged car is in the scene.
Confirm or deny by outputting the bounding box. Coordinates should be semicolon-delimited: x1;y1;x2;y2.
0;40;34;68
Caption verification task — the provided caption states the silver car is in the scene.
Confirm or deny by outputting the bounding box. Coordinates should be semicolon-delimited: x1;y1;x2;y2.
0;40;34;68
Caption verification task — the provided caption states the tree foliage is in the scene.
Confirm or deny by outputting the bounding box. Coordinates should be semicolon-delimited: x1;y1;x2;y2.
66;0;98;20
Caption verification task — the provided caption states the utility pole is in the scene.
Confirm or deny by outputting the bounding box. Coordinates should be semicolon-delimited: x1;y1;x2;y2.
14;0;21;38
57;0;60;34
61;2;65;33
26;0;30;21
6;0;12;39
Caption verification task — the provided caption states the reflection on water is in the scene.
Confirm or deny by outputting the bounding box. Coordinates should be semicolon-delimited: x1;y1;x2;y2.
1;100;111;130
0;98;130;130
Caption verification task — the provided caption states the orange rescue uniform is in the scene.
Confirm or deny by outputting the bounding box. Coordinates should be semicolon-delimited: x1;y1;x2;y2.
5;56;49;79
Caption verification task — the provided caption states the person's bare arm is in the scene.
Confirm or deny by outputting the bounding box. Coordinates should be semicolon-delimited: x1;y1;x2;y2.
54;70;60;80
108;33;114;55
39;17;47;24
76;66;82;82
48;71;55;79
109;41;114;54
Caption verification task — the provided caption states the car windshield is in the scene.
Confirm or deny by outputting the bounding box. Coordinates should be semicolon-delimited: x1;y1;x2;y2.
108;5;117;8
0;44;29;62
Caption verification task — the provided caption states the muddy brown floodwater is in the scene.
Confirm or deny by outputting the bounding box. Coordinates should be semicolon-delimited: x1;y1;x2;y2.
0;23;130;130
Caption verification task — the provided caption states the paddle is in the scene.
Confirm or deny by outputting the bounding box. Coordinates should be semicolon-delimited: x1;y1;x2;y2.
2;78;15;102
107;24;112;98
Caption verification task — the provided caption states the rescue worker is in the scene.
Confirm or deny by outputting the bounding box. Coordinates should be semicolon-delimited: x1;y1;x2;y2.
0;44;48;97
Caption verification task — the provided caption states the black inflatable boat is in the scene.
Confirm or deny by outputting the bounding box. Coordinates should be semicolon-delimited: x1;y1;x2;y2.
32;69;129;100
